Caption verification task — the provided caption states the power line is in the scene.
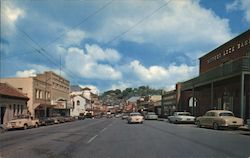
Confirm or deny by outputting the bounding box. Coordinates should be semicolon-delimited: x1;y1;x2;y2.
44;0;114;48
107;0;172;45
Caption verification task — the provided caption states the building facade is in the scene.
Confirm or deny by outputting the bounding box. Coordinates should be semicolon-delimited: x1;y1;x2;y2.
162;90;177;117
0;83;29;125
179;30;250;120
1;71;71;118
70;95;87;118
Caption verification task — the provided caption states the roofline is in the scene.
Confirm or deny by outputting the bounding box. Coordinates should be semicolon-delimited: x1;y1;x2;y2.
199;29;250;60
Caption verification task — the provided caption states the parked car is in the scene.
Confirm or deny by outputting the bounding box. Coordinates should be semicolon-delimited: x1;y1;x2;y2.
122;113;129;120
78;113;85;120
85;112;93;118
127;112;144;124
64;116;75;122
196;110;244;130
51;115;65;124
144;112;158;120
38;117;54;126
168;112;195;124
5;115;39;130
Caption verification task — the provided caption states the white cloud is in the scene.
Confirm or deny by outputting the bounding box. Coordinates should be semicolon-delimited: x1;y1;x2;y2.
1;1;25;36
226;0;250;23
79;85;100;94
16;64;68;80
64;29;85;46
111;82;132;91
129;60;198;89
226;0;240;11
16;69;37;77
65;45;122;80
90;0;232;55
85;44;121;63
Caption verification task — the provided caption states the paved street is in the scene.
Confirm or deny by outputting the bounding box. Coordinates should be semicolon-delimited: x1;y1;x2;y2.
0;118;250;158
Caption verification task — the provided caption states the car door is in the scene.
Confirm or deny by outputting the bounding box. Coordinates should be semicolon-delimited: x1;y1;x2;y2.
207;112;216;127
200;112;210;126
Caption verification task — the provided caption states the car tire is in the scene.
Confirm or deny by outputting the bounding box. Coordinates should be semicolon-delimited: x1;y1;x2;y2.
213;122;219;130
23;124;28;130
34;123;39;128
168;119;172;123
196;121;201;128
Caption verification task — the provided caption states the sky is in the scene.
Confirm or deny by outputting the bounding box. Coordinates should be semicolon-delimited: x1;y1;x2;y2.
0;0;250;93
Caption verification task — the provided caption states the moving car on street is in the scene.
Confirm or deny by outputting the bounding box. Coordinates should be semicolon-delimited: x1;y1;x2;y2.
127;112;144;124
144;112;158;120
196;110;244;130
6;115;39;130
168;112;195;124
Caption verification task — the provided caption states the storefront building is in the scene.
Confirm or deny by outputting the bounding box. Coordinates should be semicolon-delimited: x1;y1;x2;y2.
0;83;29;125
179;30;250;120
1;71;71;118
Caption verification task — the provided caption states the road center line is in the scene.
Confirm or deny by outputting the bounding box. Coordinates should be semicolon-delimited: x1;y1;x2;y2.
87;135;98;144
100;127;107;133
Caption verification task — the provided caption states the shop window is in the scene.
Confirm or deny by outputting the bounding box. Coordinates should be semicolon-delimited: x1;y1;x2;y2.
39;90;43;99
36;89;39;99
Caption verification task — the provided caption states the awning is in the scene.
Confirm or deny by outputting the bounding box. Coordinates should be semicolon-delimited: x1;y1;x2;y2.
34;103;54;110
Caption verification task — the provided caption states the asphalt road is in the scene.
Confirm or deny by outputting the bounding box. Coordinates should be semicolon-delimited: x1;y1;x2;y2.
0;118;250;158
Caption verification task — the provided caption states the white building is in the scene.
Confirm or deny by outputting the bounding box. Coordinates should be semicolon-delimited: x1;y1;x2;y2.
70;95;88;118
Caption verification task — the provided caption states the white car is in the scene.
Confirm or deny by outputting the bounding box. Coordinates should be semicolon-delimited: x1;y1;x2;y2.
144;112;158;120
127;112;144;124
168;112;195;124
6;115;39;130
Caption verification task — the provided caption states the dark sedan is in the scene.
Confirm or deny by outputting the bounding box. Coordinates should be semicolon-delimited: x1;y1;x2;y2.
38;117;54;126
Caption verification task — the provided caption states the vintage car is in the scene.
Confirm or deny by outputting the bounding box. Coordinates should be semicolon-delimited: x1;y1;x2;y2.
127;112;144;124
38;117;54;126
196;110;244;130
6;115;39;130
168;112;195;124
122;113;129;120
144;112;158;120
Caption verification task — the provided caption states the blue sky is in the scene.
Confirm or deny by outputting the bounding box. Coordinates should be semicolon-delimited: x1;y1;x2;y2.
1;0;250;93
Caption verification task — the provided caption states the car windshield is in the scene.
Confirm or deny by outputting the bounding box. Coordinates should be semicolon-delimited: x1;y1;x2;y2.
219;112;234;117
130;113;141;116
148;112;156;115
178;113;191;116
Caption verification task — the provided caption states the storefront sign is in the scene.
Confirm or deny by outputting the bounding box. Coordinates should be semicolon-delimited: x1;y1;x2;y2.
207;38;250;64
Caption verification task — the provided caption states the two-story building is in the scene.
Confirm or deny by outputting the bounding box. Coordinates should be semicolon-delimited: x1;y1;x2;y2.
1;71;71;118
0;83;29;124
179;29;250;120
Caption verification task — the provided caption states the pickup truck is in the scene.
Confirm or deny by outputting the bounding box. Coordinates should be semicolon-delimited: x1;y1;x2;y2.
6;115;39;130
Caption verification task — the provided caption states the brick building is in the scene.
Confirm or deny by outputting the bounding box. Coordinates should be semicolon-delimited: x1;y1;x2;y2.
179;29;250;120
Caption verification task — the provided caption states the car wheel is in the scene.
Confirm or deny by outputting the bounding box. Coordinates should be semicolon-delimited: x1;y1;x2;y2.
168;119;172;123
34;123;39;128
23;124;28;130
213;122;219;130
196;121;201;128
